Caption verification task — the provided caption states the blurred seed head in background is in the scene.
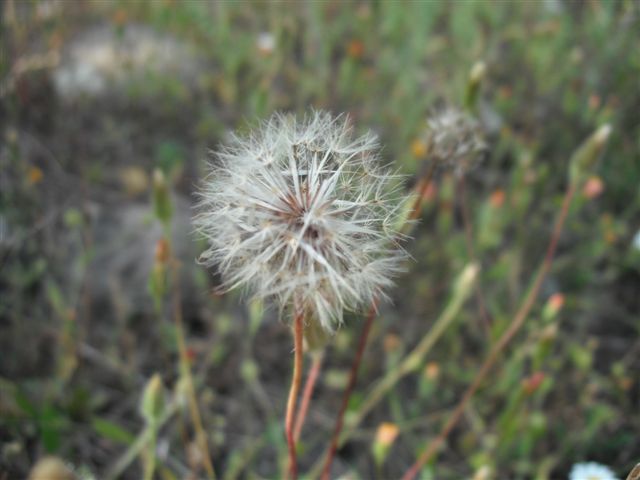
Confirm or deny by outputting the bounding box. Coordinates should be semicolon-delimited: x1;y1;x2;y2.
427;107;487;175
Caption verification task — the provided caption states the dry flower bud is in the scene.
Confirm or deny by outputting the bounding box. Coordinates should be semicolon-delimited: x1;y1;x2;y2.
582;175;604;199
522;371;545;395
154;237;171;264
543;293;565;320
28;457;76;480
375;422;399;447
424;361;440;381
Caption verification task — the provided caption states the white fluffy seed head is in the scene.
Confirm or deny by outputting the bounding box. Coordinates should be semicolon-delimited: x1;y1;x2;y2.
427;108;486;175
195;111;408;332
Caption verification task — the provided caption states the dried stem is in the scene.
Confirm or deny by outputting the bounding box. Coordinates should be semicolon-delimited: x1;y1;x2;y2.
285;309;305;480
408;162;437;222
171;260;217;480
321;304;376;480
294;350;325;442
401;184;576;480
457;175;491;334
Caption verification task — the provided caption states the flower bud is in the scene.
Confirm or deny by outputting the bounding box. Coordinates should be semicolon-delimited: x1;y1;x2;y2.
522;371;546;396
424;361;440;381
582;175;604;199
153;168;173;225
542;293;564;321
140;373;165;426
569;124;612;188
372;422;399;467
28;457;76;480
465;60;487;111
154;237;171;264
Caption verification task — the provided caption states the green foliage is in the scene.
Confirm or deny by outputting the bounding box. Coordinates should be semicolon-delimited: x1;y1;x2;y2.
152;169;173;227
2;0;639;479
92;417;136;446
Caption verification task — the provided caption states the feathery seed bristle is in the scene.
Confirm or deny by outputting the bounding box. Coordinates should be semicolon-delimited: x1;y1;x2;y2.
195;111;408;332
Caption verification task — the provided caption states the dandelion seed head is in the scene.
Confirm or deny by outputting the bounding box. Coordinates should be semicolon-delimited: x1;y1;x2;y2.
195;111;408;332
427;108;486;175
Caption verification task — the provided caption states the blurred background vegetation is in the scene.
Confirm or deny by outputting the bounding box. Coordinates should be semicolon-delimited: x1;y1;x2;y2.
1;1;639;479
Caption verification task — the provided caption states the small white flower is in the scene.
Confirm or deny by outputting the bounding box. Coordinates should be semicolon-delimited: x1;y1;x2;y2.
195;111;408;331
257;32;276;54
569;462;619;480
427;108;486;175
632;229;640;251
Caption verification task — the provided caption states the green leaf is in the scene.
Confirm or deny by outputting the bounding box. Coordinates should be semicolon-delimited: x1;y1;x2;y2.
92;417;135;446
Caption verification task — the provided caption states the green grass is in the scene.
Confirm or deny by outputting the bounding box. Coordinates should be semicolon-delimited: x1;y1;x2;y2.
1;1;639;479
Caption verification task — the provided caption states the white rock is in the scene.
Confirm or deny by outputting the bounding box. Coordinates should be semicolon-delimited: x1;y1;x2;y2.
53;24;203;99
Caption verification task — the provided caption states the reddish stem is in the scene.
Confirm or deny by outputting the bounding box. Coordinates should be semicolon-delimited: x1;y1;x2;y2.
294;351;325;442
401;184;576;480
408;163;437;222
285;310;305;480
321;305;376;480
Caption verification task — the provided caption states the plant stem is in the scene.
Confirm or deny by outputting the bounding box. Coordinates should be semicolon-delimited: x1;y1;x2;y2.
106;402;179;480
408;162;437;222
143;428;157;480
171;260;217;480
321;305;376;480
401;184;576;480
457;175;491;334
307;264;477;479
285;309;305;480
340;264;477;446
294;350;325;442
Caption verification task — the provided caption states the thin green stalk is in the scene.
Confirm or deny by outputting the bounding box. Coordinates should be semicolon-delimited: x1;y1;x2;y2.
310;264;477;479
171;260;217;480
458;175;491;334
340;263;478;445
401;185;575;480
222;437;267;480
106;402;178;480
143;428;158;480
